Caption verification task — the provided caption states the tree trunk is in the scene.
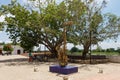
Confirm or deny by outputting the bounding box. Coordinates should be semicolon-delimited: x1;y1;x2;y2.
42;37;63;58
45;44;59;58
50;49;58;58
82;45;90;60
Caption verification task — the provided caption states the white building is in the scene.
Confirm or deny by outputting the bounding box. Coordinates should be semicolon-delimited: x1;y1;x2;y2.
0;45;24;55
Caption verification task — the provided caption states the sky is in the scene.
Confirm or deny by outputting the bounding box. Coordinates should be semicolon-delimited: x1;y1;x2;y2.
0;0;120;50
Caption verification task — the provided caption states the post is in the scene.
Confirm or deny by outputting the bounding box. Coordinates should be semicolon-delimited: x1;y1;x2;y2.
89;31;92;64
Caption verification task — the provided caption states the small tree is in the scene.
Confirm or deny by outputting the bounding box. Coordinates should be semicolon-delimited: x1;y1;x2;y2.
3;44;13;53
70;46;79;53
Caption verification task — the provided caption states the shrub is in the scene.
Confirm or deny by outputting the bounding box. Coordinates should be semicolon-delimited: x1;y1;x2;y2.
3;44;13;52
70;46;79;53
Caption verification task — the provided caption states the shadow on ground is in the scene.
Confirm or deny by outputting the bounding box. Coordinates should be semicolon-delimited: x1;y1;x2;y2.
0;57;58;67
0;58;28;63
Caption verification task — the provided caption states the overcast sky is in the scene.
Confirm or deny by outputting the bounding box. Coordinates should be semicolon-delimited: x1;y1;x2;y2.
0;0;120;50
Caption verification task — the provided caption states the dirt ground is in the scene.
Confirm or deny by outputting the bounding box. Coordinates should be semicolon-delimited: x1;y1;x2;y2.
0;55;120;80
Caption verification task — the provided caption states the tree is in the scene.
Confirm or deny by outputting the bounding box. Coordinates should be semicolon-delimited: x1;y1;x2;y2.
0;0;75;57
68;0;120;59
3;44;13;53
70;46;79;53
116;47;120;54
106;48;115;52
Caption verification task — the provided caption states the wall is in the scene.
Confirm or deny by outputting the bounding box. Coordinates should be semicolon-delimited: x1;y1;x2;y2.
107;55;120;63
12;45;24;55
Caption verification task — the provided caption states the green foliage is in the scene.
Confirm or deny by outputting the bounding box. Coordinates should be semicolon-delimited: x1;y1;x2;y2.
70;46;79;53
0;42;5;45
3;44;13;52
116;47;120;54
0;11;4;31
106;48;115;52
0;22;4;31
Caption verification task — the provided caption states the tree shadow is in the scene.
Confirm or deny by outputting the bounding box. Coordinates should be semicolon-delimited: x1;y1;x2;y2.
0;58;28;63
78;64;91;71
0;57;59;67
0;58;41;66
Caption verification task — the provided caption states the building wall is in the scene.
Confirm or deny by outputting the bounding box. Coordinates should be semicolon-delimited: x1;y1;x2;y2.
12;45;24;55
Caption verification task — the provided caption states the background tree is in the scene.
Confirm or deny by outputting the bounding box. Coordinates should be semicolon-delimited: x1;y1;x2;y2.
0;42;5;45
116;47;120;54
106;48;115;52
3;44;13;53
68;0;120;59
70;46;79;53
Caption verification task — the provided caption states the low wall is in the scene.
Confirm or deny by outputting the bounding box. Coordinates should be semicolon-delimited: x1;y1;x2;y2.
107;55;120;63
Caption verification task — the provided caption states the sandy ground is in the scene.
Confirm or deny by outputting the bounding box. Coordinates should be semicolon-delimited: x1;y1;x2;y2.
0;55;120;80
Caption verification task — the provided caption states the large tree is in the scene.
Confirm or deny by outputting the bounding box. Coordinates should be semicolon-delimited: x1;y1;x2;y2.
0;0;77;57
68;0;120;59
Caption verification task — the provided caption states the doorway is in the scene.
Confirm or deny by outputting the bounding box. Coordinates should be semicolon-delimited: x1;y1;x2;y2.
17;50;21;54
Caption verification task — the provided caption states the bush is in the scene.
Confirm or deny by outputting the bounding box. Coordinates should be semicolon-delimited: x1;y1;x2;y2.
3;44;13;52
78;49;83;52
70;46;79;53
